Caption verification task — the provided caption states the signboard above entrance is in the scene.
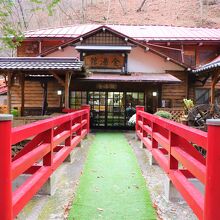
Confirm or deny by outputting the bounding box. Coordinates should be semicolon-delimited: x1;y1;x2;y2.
84;53;125;69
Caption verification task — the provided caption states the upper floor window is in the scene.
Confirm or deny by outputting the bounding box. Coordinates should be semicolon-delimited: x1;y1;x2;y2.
184;49;196;67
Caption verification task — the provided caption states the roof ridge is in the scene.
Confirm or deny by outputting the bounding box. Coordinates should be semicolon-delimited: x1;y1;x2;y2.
24;23;220;34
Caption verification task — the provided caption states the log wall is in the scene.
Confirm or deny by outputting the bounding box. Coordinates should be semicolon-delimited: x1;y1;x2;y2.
161;71;188;107
11;79;63;110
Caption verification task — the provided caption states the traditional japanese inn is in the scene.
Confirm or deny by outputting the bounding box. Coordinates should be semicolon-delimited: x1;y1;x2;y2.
1;24;220;128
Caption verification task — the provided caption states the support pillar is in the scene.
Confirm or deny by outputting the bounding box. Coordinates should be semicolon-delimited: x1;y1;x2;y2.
7;72;12;114
210;71;220;114
20;74;25;116
0;114;13;220
13;173;57;196
149;153;158;166
64;72;72;109
164;176;183;202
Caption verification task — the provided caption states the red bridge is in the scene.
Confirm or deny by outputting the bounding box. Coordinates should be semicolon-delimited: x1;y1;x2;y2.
0;105;220;219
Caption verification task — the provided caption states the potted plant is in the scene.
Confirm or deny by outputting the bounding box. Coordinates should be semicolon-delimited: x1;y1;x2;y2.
181;99;194;125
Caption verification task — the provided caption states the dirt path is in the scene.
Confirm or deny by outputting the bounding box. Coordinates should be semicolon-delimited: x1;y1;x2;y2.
68;132;156;220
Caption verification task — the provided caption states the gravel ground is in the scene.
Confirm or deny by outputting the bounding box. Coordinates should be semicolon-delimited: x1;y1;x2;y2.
124;131;197;220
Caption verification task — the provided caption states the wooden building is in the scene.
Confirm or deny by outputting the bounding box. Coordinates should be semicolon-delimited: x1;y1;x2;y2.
0;24;220;128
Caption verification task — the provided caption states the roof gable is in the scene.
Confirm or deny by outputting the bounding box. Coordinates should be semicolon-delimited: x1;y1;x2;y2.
39;25;188;69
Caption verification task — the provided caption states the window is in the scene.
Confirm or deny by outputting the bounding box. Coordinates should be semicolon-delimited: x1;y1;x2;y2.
184;50;196;66
195;89;209;104
199;50;217;65
70;91;87;109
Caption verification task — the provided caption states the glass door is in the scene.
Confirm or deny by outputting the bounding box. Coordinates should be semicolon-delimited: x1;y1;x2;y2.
88;91;106;127
125;92;144;126
107;92;125;127
72;90;145;128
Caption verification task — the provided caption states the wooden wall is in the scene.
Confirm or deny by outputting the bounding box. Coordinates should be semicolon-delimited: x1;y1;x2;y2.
11;79;63;110
161;71;188;107
17;40;66;57
151;43;220;68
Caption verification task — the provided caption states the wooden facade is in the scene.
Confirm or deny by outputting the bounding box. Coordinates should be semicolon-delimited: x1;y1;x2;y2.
11;79;63;115
2;25;220;128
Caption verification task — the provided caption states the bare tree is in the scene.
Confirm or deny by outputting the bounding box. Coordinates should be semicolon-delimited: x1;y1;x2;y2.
137;0;147;12
119;0;127;15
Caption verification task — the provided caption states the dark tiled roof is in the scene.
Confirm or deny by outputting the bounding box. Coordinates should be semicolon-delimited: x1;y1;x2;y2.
0;86;7;95
0;57;83;71
193;55;220;73
77;72;181;83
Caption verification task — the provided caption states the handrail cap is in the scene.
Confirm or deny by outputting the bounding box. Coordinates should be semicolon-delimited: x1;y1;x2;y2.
0;114;13;121
207;119;220;126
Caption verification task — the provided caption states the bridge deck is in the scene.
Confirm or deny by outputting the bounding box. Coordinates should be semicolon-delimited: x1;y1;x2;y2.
68;132;156;220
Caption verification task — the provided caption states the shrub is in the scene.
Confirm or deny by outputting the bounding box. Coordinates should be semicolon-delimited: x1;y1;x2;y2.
154;111;172;119
11;108;19;117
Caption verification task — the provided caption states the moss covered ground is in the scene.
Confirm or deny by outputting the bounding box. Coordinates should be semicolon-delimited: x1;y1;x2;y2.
68;132;156;220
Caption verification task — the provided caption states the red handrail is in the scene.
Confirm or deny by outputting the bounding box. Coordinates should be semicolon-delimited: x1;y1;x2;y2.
136;106;220;220
0;105;90;219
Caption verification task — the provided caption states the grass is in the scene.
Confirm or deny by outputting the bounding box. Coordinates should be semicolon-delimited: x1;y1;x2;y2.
68;132;156;220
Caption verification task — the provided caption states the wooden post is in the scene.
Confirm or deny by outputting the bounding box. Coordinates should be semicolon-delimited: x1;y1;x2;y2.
7;72;12;114
210;73;217;105
210;70;220;114
40;82;48;115
21;74;25;116
65;72;72;109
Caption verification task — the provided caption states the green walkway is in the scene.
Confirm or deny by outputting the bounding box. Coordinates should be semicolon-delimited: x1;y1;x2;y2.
68;132;156;220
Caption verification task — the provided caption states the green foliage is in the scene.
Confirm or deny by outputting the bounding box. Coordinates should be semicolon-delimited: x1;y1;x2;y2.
11;108;19;117
47;0;61;16
0;0;61;49
183;98;194;114
154;110;172;119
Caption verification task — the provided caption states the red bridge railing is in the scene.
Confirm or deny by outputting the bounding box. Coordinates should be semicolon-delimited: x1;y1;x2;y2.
0;105;90;220
136;106;220;220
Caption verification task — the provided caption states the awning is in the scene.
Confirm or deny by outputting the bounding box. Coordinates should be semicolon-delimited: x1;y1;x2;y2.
77;72;181;83
0;57;83;71
75;45;132;52
193;55;220;73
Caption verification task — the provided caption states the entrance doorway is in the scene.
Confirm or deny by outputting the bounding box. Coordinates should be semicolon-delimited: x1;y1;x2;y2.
71;91;145;128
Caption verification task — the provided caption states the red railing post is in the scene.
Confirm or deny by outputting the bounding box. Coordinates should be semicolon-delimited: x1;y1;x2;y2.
0;114;13;220
136;106;144;132
81;104;90;133
204;119;220;220
43;128;54;166
168;131;178;170
65;120;72;147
